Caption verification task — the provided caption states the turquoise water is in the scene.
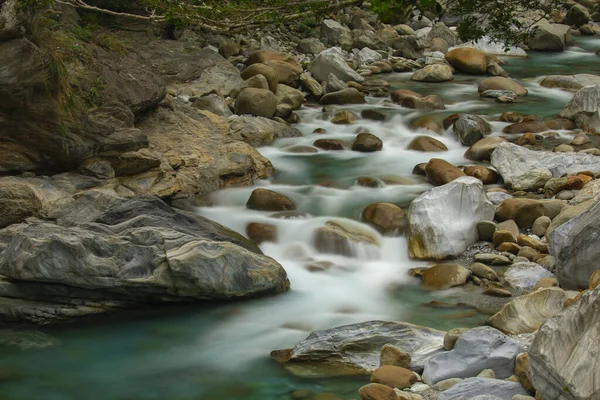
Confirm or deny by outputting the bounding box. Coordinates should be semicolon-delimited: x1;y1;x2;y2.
1;39;599;400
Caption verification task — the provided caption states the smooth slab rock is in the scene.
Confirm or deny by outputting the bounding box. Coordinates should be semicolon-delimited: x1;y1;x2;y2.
559;84;600;119
311;48;364;83
408;177;495;260
279;320;445;377
529;287;600;400
491;142;600;187
438;378;529;400
503;262;555;292
549;198;600;289
0;194;289;323
487;287;572;335
422;327;524;384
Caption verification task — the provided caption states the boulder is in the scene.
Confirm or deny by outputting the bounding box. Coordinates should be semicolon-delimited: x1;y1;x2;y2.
445;48;488;74
219;42;240;58
564;4;590;27
503;262;555;292
549;198;600;289
0;194;289;323
234;88;278;118
469;262;499;281
312;48;364;83
491;142;600;188
559;84;600;119
393;35;425;59
246;188;296;211
478;77;527;96
314;220;378;256
276;320;445;376
400;95;446;111
422;326;524;384
358;383;397;400
320;19;352;50
352;29;388;51
263;59;303;86
380;344;411;368
228;115;301;146
540;74;600;91
246;50;300;69
325;73;348;93
276;84;305;110
425;158;466;186
428;23;459;46
465;137;507;161
331;110;359;124
408;136;448;152
437;378;529;400
0;180;42;229
487;287;572;334
352;133;383;152
297;38;326;55
529;287;600;400
453;114;492;146
314;139;345;151
300;73;324;98
463;166;498;184
408;177;495;259
411;64;454;82
246;222;278;244
320;88;366;105
362;203;406;235
421;264;471;290
370;365;418;389
528;21;572;51
495;198;565;229
231;74;270;99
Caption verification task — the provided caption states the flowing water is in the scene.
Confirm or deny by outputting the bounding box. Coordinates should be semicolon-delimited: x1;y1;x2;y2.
1;39;600;400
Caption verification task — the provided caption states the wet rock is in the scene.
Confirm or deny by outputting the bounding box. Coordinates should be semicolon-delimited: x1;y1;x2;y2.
352;133;383;152
422;326;524;384
437;378;529;400
529;287;600;399
358;383;397;400
487;287;572;335
421;264;471;290
276;320;445;376
503;262;555;292
463;166;498;184
473;253;511;265
241;63;279;93
446;48;488;74
320;88;366;105
312;48;363;83
246;188;296;211
380;344;411;368
361;109;386;121
234;88;277;118
362;203;406;235
246;222;278;244
425;159;466;186
453;114;492;146
411;64;454;82
528;21;572;52
371;365;418;389
503;120;547;134
408;177;495;259
478;77;527;96
331;110;359;124
314;220;378;256
313;139;345;151
549;198;600;289
465;137;507;161
540;74;600;91
392;89;445;111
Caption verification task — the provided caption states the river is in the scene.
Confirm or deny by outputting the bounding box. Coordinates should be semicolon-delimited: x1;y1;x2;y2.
1;37;599;400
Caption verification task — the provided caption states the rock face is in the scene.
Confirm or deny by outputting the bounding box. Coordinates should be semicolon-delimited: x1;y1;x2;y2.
408;177;495;260
453;114;492;146
0;179;42;228
491;142;600;188
549;198;600;289
311;48;364;83
445;48;488;74
276;321;445;377
559;84;600;119
529;287;600;400
437;378;529;400
0;194;289;323
422;326;524;384
487;287;572;334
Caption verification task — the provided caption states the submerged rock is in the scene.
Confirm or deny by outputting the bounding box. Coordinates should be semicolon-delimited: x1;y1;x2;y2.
422;326;524;384
275;320;445;377
529;287;600;400
540;74;600;91
408;177;494;260
314;220;379;256
487;287;572;334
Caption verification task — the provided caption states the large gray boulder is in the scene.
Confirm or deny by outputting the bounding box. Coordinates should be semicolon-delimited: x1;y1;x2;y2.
0;193;289;323
274;320;445;377
559;84;600;119
320;19;352;50
422;326;524;384
311;47;364;83
408;177;495;260
528;21;572;51
529;287;600;400
487;287;573;334
438;378;529;400
491;142;600;188
549;198;600;289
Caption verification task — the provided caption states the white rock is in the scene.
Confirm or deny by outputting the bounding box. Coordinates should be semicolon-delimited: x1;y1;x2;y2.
529;287;600;400
502;262;555;292
560;84;600;119
408;177;494;260
311;47;364;83
422;326;523;385
354;47;382;67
